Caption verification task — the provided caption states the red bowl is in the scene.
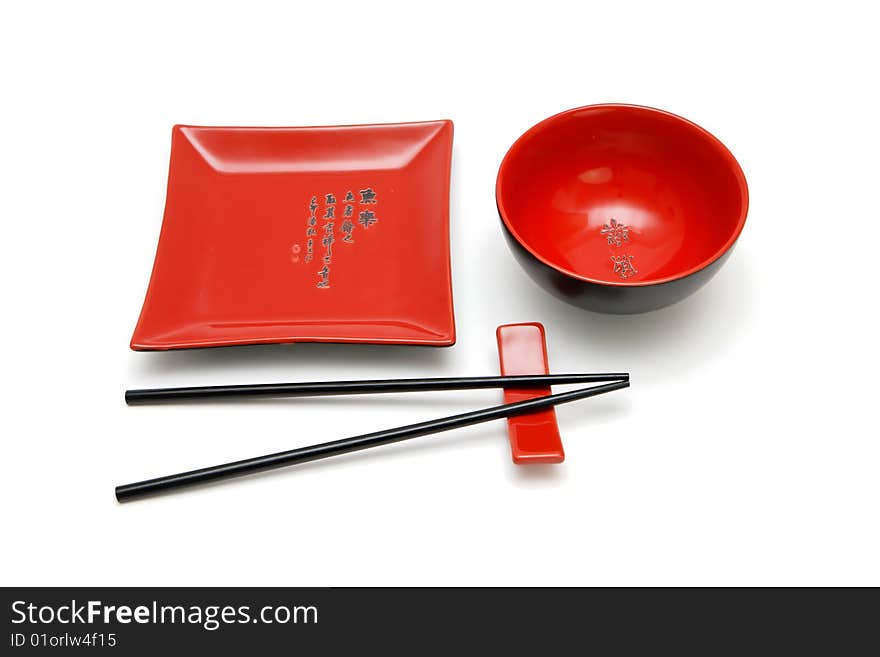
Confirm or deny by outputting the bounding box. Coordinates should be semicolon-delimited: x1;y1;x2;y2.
496;104;748;313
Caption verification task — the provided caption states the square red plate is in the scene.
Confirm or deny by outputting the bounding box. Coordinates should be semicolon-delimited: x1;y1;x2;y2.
131;120;455;350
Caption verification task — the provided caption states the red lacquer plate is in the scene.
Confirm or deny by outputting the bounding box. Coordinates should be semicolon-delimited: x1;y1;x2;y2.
131;120;455;350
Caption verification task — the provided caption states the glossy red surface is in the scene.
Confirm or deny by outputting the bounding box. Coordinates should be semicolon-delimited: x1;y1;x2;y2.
496;104;748;286
496;323;564;464
132;121;455;350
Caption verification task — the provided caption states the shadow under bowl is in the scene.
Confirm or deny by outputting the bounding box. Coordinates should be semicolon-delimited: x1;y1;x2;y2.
496;104;749;314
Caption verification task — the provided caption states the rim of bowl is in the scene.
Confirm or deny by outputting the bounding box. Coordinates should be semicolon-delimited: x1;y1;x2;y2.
495;103;750;287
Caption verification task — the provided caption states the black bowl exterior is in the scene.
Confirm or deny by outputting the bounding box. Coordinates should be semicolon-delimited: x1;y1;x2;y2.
500;218;734;314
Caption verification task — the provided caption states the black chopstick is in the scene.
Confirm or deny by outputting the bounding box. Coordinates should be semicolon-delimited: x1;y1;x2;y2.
124;373;629;405
116;379;629;501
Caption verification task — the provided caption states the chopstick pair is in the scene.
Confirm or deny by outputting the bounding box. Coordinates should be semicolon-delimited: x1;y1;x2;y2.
117;372;629;502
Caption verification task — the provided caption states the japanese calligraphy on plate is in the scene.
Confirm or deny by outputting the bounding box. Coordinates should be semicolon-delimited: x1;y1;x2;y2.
297;188;380;289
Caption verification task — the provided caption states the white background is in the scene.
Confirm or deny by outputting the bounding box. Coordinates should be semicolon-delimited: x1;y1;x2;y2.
1;1;878;586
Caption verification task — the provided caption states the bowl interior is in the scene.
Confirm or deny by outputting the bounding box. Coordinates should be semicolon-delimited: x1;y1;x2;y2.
497;105;747;285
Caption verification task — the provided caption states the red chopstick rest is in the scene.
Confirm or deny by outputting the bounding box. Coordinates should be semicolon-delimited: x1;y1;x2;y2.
496;323;565;464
